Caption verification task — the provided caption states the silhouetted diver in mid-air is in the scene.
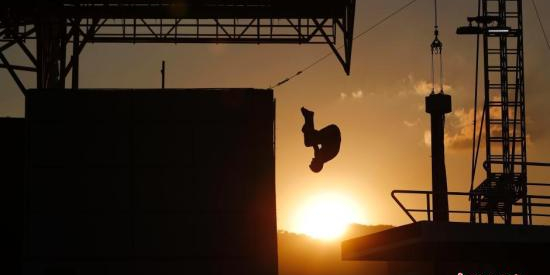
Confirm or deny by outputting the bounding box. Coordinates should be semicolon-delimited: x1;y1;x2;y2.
301;107;341;173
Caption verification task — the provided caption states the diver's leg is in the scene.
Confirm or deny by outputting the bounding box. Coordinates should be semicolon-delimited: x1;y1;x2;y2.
301;107;316;147
303;127;317;147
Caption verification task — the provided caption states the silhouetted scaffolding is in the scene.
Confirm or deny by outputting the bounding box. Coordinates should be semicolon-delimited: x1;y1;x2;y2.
0;0;356;91
458;0;541;225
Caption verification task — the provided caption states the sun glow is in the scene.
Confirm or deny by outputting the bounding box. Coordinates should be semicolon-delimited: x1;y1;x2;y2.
293;193;363;241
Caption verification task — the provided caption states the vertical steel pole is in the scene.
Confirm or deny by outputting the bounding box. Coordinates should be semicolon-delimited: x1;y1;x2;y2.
72;19;80;90
161;60;165;89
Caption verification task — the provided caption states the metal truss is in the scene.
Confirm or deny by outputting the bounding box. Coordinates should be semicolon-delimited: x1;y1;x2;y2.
0;0;356;91
460;0;528;225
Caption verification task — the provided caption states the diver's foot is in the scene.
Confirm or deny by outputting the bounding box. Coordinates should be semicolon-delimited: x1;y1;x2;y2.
301;107;314;118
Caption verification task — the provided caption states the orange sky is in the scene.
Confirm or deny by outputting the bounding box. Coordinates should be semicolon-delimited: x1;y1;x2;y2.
1;0;550;230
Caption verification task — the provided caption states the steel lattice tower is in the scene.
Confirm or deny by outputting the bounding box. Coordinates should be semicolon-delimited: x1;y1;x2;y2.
466;0;528;225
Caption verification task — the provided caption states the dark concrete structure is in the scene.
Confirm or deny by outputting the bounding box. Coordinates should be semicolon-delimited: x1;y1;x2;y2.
22;89;277;275
1;118;25;275
342;221;550;274
425;93;451;222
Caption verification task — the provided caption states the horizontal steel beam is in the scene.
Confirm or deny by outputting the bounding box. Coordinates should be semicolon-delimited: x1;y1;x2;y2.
3;1;353;19
88;37;321;43
488;161;550;167
528;182;550;186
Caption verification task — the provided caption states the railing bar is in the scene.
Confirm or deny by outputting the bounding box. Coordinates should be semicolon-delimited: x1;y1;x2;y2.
448;210;477;214
393;190;473;196
487;161;550;167
529;196;533;225
405;209;485;214
407;209;432;212
527;183;550;186
523;203;550;207
391;191;416;223
392;190;430;195
527;195;550;199
391;190;550;225
426;193;431;222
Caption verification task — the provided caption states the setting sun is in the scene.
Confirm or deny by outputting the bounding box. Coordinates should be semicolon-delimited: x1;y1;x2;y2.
293;193;364;241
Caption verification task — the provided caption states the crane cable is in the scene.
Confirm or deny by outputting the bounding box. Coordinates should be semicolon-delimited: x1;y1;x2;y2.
470;0;483;198
530;0;550;51
268;0;420;90
430;0;444;94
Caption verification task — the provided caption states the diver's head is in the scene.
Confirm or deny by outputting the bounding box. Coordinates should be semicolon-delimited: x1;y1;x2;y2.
309;158;324;173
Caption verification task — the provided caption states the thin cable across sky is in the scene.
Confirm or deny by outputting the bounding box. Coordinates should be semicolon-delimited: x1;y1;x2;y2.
269;0;421;89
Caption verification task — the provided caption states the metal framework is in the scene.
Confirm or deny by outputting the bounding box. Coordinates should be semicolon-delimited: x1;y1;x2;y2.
456;0;550;225
469;0;528;225
0;0;356;91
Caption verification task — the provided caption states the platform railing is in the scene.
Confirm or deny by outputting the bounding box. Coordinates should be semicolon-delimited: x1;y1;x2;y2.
519;193;550;225
391;189;550;225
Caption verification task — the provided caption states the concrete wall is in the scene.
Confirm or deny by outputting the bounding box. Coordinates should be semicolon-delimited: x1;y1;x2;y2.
1;117;25;275
23;89;277;275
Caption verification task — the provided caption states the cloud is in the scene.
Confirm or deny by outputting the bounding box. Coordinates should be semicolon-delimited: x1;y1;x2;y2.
414;80;433;96
424;130;431;146
404;119;420;127
406;74;455;96
352;90;363;99
422;108;479;150
444;108;476;150
340;92;347;99
414;81;454;96
340;90;365;100
423;108;533;151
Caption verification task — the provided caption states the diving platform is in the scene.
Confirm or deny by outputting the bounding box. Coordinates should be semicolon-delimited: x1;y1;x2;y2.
342;221;550;263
